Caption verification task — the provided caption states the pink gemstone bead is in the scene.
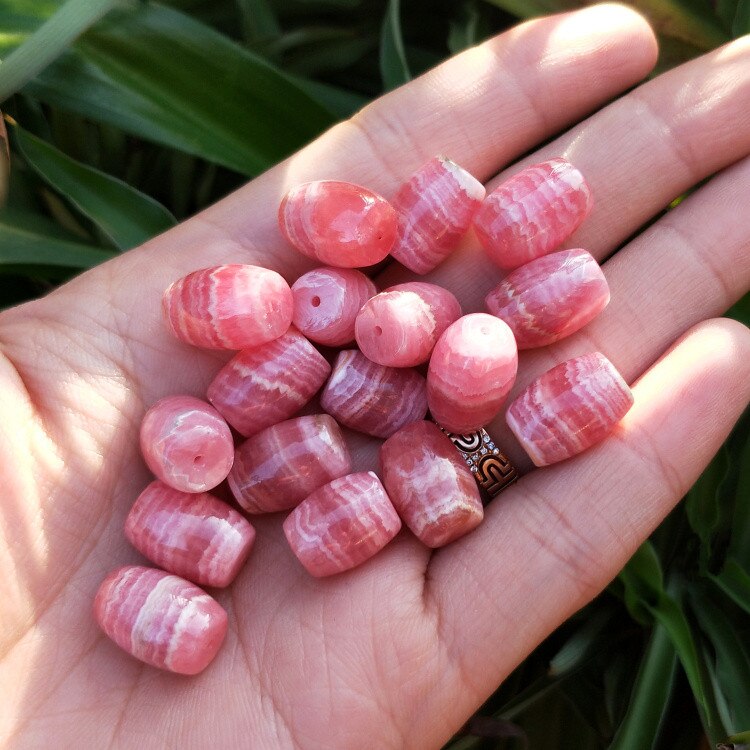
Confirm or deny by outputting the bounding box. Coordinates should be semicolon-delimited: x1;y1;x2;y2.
291;267;377;347
162;264;293;350
207;329;331;437
428;313;518;433
390;156;486;274
94;566;227;675
354;282;462;367
380;421;483;547
473;159;593;270
320;350;427;438
228;414;352;514
485;248;610;349
140;395;234;493
283;471;401;577
125;481;255;587
506;352;634;466
279;181;398;268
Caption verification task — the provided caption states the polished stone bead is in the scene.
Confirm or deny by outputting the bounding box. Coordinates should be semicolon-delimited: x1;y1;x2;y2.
320;349;427;438
283;472;401;577
162;264;293;350
485;248;609;349
473;159;593;270
428;313;518;433
228;414;352;514
506;352;634;466
279;181;398;268
354;282;462;367
125;481;255;587
94;566;227;674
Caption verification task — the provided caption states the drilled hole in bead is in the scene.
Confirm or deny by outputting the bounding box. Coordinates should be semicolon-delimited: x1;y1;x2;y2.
374;326;383;336
311;296;321;307
193;455;204;466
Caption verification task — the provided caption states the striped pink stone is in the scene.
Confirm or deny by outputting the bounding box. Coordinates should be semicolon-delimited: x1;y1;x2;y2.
485;248;610;349
125;481;255;587
390;156;486;274
140;395;234;493
207;328;331;437
94;565;227;674
428;313;518;433
283;471;401;577
354;282;462;367
473;159;593;270
291;267;377;347
506;352;634;466
320;349;428;438
380;421;483;547
162;264;293;350
279;181;398;268
228;414;352;514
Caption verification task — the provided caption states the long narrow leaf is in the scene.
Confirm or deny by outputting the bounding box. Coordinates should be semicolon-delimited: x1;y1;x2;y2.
380;0;410;90
712;559;750;615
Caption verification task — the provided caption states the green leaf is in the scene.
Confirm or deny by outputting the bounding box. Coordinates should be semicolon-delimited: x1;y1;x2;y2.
380;0;410;91
236;0;280;44
733;0;750;36
712;559;750;616
448;1;483;55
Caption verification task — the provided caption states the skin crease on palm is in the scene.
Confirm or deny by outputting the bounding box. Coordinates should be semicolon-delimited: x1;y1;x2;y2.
1;3;750;747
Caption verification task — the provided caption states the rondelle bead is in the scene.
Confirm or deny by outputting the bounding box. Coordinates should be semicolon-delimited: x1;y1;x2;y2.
320;350;428;438
380;421;483;547
94;565;228;675
485;248;610;349
279;181;398;268
125;481;255;587
506;352;634;466
354;282;462;367
428;313;518;433
283;471;401;577
291;267;377;347
140;395;234;493
162;264;293;350
473;159;593;270
207;328;331;437
390;156;486;274
228;414;352;514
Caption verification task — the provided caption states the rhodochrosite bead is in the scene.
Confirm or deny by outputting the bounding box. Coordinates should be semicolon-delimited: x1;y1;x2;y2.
474;159;593;270
207;329;330;437
320;350;428;438
162;264;293;350
380;421;483;547
228;414;352;514
279;181;398;267
94;566;227;675
283;472;401;577
485;248;609;349
355;282;462;367
506;352;634;466
125;481;255;587
390;156;486;274
291;267;377;346
140;395;234;493
428;314;518;433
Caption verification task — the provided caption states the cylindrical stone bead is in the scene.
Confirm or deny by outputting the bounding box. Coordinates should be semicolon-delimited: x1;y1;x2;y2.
279;181;398;268
473;159;593;270
485;248;610;349
506;352;634;467
354;282;462;367
162;264;293;350
125;481;255;587
428;313;518;433
291;267;377;347
320;350;428;438
390;156;486;274
94;566;228;675
283;472;401;577
140;395;234;493
228;414;352;514
380;421;483;547
207;329;331;437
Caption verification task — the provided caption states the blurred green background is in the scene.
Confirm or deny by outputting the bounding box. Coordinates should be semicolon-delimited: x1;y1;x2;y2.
0;0;748;747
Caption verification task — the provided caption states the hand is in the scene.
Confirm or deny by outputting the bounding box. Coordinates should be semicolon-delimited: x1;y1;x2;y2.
1;5;749;747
